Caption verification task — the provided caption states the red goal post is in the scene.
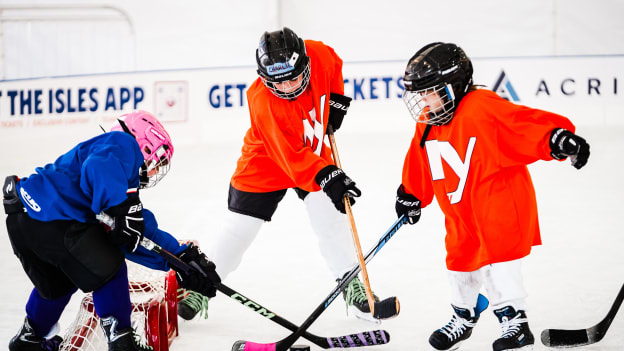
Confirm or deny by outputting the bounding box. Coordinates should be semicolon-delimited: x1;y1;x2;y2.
59;261;179;351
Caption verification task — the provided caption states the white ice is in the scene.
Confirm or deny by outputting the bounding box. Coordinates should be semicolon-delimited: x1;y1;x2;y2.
1;124;623;351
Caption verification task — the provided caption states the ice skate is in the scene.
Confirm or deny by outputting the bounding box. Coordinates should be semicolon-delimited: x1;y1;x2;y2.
177;289;210;320
342;276;381;324
100;316;153;351
9;317;62;351
429;294;489;351
492;306;534;351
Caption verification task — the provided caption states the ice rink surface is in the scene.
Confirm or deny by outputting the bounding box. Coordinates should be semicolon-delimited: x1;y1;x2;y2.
1;123;623;351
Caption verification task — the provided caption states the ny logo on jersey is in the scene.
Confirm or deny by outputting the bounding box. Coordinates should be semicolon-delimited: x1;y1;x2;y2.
424;137;477;204
302;94;327;155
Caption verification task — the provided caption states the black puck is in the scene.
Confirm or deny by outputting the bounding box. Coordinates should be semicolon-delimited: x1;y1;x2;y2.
289;345;311;351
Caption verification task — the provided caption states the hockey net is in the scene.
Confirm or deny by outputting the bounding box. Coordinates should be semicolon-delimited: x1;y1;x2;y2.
59;261;179;351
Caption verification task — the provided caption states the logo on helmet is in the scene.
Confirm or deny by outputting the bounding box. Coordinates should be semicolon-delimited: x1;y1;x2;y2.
149;127;166;141
267;62;294;76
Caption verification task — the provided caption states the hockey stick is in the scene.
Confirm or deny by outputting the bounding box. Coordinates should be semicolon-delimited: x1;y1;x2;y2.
540;282;624;348
135;238;391;349
95;212;392;348
231;214;408;351
326;124;400;320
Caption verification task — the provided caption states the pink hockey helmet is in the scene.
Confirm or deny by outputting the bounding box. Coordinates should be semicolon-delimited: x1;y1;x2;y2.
111;110;174;188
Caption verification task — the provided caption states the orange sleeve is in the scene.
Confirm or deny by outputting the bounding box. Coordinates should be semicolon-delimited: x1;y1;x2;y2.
479;92;576;167
401;124;435;208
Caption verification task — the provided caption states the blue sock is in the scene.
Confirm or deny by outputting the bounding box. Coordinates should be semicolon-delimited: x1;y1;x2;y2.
92;261;132;330
26;287;75;337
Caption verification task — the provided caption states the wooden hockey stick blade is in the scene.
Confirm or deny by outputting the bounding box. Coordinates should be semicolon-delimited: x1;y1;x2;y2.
540;282;624;347
372;296;400;320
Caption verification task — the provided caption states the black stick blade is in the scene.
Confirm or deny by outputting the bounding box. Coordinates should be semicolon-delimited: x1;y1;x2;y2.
541;328;595;348
372;296;400;319
326;330;390;348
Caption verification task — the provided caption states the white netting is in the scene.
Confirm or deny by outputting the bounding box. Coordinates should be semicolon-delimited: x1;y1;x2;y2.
59;261;178;351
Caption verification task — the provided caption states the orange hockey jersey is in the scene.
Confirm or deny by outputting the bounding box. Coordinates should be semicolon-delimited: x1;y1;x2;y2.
401;89;575;271
231;40;344;193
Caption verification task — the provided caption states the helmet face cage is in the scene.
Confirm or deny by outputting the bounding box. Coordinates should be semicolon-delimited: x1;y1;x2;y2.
402;83;456;126
111;110;174;189
139;144;171;188
256;27;311;99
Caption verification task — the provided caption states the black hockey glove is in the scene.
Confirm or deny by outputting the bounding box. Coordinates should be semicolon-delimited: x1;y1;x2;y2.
102;192;144;253
395;185;421;225
315;165;361;214
328;93;352;133
173;243;221;298
549;128;590;169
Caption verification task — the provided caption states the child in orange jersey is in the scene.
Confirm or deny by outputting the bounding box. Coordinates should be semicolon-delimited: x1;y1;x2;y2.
395;42;590;351
178;27;381;323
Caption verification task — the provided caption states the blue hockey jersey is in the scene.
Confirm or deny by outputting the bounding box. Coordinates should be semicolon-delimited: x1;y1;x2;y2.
17;131;142;222
15;131;184;271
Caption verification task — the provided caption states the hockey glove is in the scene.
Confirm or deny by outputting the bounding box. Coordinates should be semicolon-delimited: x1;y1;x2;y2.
315;165;361;214
102;192;145;253
328;93;352;133
395;185;421;225
173;243;221;298
549;128;590;169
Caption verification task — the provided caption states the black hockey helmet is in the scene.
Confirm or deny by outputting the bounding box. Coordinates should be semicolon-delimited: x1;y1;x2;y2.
402;42;473;125
256;27;311;99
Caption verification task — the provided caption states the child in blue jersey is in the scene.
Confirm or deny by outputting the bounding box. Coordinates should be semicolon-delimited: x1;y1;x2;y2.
3;110;221;351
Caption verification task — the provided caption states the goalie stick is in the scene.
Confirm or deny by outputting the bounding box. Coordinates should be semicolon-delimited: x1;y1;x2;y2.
231;214;409;351
540;282;624;348
327;124;400;320
137;237;391;349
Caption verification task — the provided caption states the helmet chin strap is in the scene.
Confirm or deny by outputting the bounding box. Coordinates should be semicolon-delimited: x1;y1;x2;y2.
139;164;149;188
419;124;432;149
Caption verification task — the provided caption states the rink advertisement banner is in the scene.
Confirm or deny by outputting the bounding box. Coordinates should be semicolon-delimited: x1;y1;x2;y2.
0;55;621;141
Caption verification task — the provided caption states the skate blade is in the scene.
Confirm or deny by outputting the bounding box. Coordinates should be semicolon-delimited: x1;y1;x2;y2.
429;340;464;351
348;305;382;324
498;345;534;351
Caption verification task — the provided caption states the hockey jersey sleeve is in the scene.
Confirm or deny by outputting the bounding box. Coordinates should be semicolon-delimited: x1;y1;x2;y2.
483;92;576;167
124;208;186;271
80;132;143;214
401;123;436;208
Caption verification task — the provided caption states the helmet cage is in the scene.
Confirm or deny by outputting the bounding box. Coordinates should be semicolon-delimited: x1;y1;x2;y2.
139;144;171;188
402;83;456;126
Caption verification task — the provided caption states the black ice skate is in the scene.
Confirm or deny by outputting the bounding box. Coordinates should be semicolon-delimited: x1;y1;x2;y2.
177;289;210;320
429;293;489;351
492;306;535;351
342;276;381;323
100;316;153;351
9;317;63;351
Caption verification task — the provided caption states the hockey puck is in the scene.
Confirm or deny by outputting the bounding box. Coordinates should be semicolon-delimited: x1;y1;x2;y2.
289;345;311;351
